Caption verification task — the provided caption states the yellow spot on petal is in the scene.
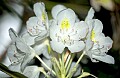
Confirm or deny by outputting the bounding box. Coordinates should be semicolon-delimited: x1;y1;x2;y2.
60;18;70;30
91;30;96;42
42;12;46;21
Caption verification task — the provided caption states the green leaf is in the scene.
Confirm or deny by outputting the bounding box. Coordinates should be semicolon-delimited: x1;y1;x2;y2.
0;63;27;78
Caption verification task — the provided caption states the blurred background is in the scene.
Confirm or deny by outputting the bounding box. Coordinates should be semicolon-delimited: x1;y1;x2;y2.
0;0;120;78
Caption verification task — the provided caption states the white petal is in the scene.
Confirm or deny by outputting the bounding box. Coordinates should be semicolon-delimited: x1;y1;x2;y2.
7;44;25;64
57;8;76;28
68;41;85;53
85;7;95;21
85;38;93;51
50;40;65;53
22;32;36;45
93;19;103;34
99;36;113;50
50;21;59;40
8;62;22;73
86;20;94;32
27;17;45;36
72;21;88;40
23;66;40;78
33;42;46;55
15;37;29;53
35;30;48;42
94;33;105;41
9;28;18;42
52;4;66;19
33;2;45;17
21;52;35;71
92;55;115;64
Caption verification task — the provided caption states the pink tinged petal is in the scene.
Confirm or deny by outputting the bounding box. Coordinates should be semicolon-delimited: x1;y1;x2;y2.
57;8;76;28
52;4;66;19
68;41;85;53
92;55;115;64
93;19;103;34
27;17;44;36
33;2;45;17
85;7;95;21
50;40;65;53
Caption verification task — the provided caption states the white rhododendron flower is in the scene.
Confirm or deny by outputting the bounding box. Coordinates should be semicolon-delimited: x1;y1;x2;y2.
85;8;114;64
50;8;88;53
26;2;49;43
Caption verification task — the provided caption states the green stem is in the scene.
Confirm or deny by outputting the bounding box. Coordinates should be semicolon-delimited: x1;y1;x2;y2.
35;54;56;76
74;51;86;67
66;51;86;78
65;53;75;76
61;52;66;78
65;53;71;69
38;67;50;78
52;60;61;77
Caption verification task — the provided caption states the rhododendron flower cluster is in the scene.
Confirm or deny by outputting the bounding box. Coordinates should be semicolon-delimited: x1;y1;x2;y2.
6;2;114;78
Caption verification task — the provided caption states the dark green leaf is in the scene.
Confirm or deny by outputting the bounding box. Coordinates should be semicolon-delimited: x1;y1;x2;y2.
0;63;27;78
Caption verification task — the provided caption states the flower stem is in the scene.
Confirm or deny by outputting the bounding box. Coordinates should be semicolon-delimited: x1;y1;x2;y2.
61;52;66;78
65;53;75;75
75;51;86;67
35;54;56;76
38;67;50;78
66;51;86;78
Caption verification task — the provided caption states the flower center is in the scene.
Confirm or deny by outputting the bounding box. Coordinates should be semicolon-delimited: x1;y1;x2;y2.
56;32;74;46
60;18;70;30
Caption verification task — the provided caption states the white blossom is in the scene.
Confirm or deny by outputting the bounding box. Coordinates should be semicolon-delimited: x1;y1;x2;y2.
26;2;49;44
85;8;114;64
50;8;88;53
